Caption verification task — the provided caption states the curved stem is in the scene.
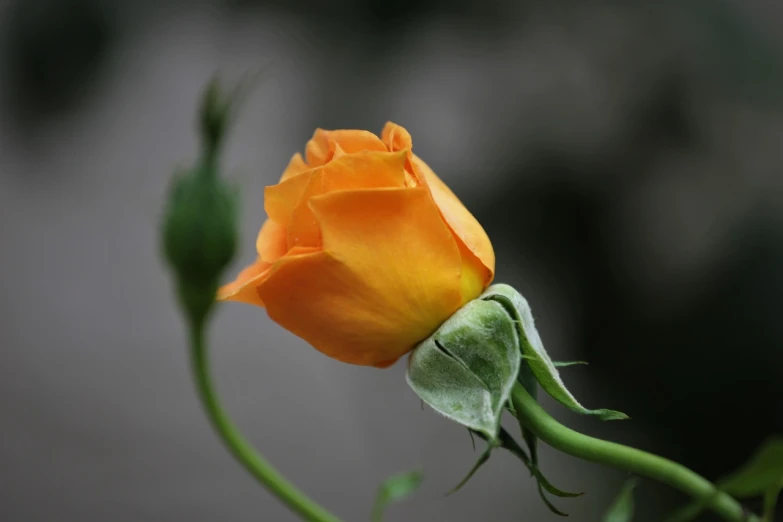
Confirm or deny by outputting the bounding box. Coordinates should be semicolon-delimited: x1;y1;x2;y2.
510;382;758;522
189;325;342;522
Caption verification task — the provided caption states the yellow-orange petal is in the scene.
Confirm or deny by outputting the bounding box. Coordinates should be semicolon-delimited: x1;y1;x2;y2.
255;219;288;263
216;258;270;307
264;169;313;226
380;121;494;279
381;121;413;152
380;121;427;188
304;129;330;166
305;129;387;167
287;150;408;249
280;153;309;182
258;187;463;367
457;239;486;303
218;246;318;307
411;154;495;282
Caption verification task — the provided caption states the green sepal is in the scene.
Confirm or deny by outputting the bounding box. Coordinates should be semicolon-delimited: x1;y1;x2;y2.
447;440;498;495
496;428;582;498
482;284;628;421
499;427;577;517
406;299;522;441
371;470;424;522
467;429;476;451
603;479;638;522
537;482;570;517
464;426;579;515
199;72;263;163
469;426;582;499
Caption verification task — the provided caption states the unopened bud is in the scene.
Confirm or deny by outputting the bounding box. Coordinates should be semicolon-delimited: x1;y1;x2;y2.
162;166;237;325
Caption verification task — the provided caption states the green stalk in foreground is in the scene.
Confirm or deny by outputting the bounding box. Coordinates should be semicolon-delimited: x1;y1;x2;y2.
510;382;758;522
190;326;342;522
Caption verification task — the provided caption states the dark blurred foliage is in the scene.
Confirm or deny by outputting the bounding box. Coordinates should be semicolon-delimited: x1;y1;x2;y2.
2;0;115;136
227;0;516;31
3;0;782;520
485;173;783;520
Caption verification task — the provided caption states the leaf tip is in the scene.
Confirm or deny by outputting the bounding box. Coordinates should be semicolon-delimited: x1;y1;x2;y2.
596;409;630;421
371;470;425;522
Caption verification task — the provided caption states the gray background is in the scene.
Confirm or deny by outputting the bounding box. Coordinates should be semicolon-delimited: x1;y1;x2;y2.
2;1;783;521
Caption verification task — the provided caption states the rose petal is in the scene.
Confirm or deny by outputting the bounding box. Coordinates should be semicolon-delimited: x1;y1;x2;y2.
264;170;313;226
255;219;288;263
216;258;271;307
280;153;309;182
381;121;413;152
305;129;387;167
287;150;408;249
411;154;495;282
382;122;495;286
218;246;318;307
258;187;463;367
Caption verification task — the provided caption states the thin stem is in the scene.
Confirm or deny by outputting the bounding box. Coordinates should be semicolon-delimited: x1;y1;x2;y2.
510;382;758;522
190;325;342;522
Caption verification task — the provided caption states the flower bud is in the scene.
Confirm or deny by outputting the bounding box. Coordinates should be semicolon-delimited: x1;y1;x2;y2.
217;122;496;368
162;166;238;325
161;76;248;326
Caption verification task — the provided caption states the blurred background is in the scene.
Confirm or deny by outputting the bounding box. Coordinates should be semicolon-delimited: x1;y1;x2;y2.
2;0;782;520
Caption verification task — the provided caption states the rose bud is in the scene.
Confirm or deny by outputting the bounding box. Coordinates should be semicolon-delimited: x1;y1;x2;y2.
218;123;494;368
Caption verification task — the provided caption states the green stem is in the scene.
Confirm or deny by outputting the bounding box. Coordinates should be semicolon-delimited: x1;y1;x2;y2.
190;325;342;522
510;382;758;522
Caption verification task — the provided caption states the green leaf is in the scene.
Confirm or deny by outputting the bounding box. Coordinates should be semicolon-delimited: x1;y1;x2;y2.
482;284;628;421
603;479;638;522
406;299;522;441
662;500;709;522
553;360;589;368
371;470;424;522
665;438;783;522
718;437;783;498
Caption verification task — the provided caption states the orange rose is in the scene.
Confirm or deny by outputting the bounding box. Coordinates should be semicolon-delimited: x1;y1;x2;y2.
218;122;495;368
